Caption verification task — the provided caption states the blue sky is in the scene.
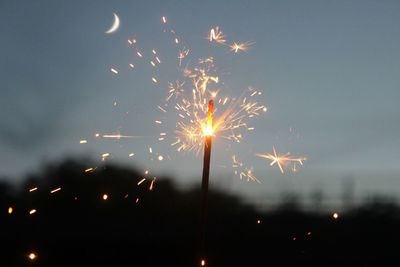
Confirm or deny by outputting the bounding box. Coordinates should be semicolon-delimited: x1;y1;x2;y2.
1;1;399;205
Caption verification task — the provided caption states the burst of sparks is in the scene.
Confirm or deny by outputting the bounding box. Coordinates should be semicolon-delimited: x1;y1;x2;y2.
256;147;307;173
165;83;266;157
230;41;253;53
209;26;226;44
178;48;190;66
148;24;267;180
85;16;304;187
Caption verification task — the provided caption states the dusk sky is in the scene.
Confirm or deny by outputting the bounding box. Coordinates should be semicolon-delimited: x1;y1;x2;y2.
1;1;399;206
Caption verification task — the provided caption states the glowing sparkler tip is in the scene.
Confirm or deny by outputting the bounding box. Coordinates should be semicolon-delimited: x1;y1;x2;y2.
8;207;13;214
200;259;206;266
203;125;213;136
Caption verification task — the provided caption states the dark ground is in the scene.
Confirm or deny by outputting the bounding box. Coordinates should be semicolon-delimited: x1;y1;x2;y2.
1;159;399;266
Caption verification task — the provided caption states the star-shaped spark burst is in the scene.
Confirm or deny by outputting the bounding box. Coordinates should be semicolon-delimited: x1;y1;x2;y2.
229;41;254;53
256;146;307;173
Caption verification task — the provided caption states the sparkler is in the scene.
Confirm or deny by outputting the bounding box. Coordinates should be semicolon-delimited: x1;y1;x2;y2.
77;16;305;265
199;100;214;264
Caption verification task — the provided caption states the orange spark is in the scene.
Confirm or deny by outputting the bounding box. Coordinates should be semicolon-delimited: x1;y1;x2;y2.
50;187;61;194
137;178;146;186
28;252;37;261
256;147;306;173
149;177;156;191
102;134;138;139
209;26;226;44
85;167;94;173
230;41;253;53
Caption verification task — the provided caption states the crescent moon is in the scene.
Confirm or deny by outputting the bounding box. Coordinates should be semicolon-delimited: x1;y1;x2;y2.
105;13;120;34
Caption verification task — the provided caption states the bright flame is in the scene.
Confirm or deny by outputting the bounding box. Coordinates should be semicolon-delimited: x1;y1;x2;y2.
200;259;206;266
203;125;213;136
8;207;13;214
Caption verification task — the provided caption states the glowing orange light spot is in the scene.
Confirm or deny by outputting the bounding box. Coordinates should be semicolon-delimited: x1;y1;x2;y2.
333;212;339;219
203;125;213;136
50;187;61;194
203;100;214;137
102;194;108;200
8;207;13;214
256;219;261;224
201;259;206;266
28;252;37;261
29;209;37;215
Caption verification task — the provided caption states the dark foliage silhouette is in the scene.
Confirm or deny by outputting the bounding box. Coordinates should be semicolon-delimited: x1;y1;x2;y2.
1;159;399;266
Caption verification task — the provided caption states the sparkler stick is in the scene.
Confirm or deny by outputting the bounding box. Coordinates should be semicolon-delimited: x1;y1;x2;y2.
199;100;214;266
